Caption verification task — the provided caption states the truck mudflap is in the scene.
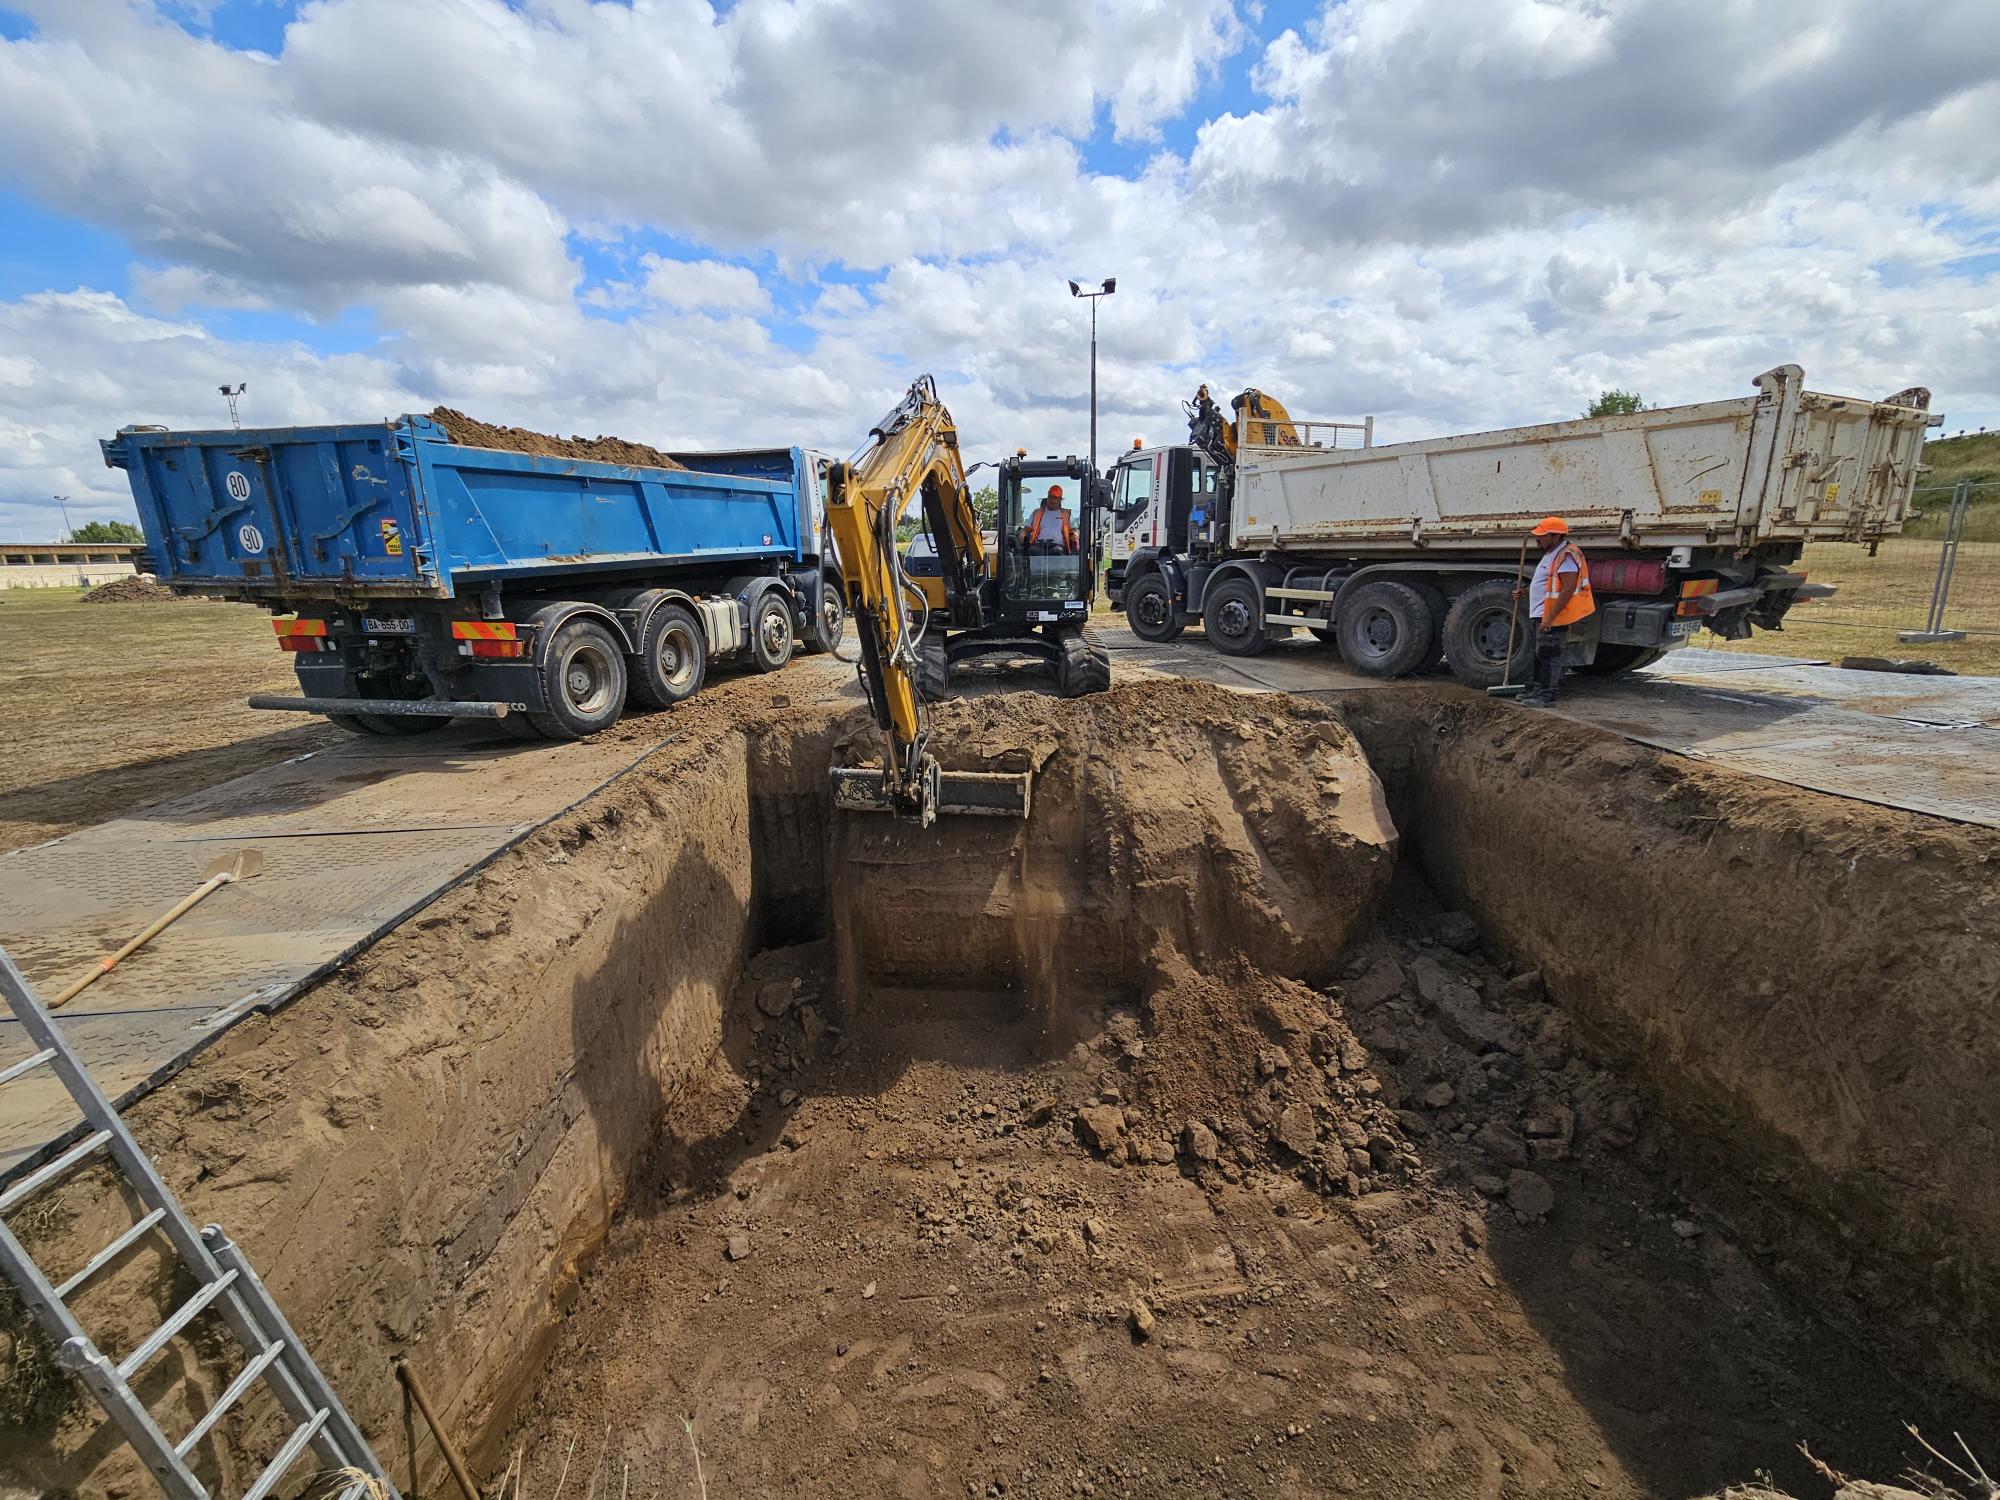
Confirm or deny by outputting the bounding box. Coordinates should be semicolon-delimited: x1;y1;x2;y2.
247;694;514;719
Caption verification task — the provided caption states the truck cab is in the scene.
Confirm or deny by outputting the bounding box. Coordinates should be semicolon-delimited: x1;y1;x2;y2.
1105;444;1220;607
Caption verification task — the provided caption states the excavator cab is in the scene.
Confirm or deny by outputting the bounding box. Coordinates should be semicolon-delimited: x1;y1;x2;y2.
998;456;1096;614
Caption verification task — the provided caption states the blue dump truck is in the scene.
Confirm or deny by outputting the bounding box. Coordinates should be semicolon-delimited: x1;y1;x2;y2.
102;415;843;739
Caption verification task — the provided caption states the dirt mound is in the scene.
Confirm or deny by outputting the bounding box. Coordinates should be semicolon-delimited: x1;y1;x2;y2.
81;573;179;603
427;407;689;470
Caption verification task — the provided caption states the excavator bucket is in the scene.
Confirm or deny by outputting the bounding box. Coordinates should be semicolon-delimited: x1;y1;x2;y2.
830;765;1034;823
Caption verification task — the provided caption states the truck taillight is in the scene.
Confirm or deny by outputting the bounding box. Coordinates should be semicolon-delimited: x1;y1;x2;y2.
1676;578;1720;617
273;616;329;651
452;619;524;658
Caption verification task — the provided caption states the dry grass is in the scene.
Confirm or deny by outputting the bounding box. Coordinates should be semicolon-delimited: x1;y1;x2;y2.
0;587;342;850
1700;538;2000;676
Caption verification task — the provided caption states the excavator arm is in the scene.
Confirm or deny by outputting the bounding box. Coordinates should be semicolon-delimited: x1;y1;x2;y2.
825;376;1030;826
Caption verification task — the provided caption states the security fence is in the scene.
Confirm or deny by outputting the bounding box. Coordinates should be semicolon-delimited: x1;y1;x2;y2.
1784;480;2000;640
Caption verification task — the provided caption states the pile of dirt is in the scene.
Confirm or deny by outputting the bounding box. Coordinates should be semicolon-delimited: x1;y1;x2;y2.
80;573;180;603
427;407;689;470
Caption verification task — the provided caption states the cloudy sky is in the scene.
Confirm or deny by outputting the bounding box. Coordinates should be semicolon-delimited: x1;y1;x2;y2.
1;0;1996;537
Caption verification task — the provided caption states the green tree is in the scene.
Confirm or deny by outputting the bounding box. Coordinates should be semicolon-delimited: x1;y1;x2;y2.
971;484;999;533
69;520;143;543
1586;389;1645;418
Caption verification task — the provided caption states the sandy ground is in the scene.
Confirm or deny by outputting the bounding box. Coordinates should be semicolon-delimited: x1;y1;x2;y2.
0;589;339;852
503;892;1987;1500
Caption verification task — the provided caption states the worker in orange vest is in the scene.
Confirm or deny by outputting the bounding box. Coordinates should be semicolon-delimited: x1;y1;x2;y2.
1519;516;1595;707
1020;484;1078;554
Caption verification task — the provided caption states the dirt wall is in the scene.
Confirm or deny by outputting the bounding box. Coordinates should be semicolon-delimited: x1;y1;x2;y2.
831;680;1397;1001
3;699;831;1497
1339;687;2000;1397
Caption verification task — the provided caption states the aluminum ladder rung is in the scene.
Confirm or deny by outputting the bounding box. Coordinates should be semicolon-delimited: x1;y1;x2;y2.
55;1205;167;1299
0;1128;112;1213
0;946;400;1500
0;1046;56;1088
116;1268;240;1381
172;1337;286;1460
240;1407;330;1500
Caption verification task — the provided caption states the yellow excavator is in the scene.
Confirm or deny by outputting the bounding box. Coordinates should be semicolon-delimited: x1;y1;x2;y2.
824;375;1109;826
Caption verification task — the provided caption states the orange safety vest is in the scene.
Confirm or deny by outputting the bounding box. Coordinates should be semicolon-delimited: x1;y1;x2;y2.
1026;507;1076;550
1541;541;1596;626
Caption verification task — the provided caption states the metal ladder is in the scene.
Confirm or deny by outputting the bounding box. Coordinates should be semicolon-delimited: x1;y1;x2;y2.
0;948;400;1500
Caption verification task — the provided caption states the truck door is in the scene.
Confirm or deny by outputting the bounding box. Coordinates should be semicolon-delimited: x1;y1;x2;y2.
1110;453;1158;561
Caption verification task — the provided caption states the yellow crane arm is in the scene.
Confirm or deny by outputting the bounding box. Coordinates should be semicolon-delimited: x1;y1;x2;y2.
824;376;989;822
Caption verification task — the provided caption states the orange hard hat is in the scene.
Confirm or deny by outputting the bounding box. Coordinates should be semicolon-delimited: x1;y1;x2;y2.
1531;516;1569;535
1046;484;1063;500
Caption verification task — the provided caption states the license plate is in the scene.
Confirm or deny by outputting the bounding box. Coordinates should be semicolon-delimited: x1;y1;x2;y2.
1669;619;1699;638
362;616;417;635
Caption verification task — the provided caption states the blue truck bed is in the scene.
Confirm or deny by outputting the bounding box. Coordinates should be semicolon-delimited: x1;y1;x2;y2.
101;415;812;599
99;416;839;739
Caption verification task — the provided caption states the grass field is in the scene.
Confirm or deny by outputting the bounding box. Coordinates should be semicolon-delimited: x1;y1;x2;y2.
0;588;339;851
1907;430;2000;541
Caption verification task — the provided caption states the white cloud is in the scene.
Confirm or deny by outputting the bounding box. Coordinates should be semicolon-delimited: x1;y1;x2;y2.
0;0;1997;539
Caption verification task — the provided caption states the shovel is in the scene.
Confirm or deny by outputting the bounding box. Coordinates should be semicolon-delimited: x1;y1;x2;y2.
50;850;264;1008
1487;535;1534;698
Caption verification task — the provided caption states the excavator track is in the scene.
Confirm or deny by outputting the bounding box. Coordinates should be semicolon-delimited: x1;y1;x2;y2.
1056;626;1112;698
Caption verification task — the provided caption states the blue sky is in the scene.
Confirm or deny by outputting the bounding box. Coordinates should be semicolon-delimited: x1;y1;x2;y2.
0;0;1995;536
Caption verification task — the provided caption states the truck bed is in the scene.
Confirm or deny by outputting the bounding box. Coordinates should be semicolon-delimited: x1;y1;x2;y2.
102;416;809;601
1229;365;1932;554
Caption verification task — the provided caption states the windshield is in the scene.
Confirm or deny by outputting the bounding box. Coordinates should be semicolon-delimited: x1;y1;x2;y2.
1002;472;1087;604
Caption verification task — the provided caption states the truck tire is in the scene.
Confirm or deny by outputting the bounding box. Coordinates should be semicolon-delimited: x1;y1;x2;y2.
629;602;707;708
1578;643;1665;675
802;575;845;655
1442;580;1534;689
1055;628;1112;697
528;617;628;740
325;712;379;735
916;632;950;701
749;591;794;673
1125;574;1184;643
1203;577;1270;657
1336;580;1436;678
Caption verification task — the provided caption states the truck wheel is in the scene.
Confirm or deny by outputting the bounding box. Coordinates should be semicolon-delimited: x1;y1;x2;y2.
801;574;845;655
1336;580;1436;677
630;602;707;708
749;591;794;673
916;632;950;701
1203;577;1269;657
1442;580;1534;689
1125;575;1184;643
1578;644;1665;675
325;713;379;735
528;617;628;740
1055;628;1112;697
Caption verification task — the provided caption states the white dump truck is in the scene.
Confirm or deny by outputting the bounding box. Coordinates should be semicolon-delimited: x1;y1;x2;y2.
1105;365;1937;685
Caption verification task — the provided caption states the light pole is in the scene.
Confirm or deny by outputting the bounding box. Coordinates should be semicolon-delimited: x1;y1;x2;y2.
53;494;73;541
219;382;246;429
1067;277;1115;515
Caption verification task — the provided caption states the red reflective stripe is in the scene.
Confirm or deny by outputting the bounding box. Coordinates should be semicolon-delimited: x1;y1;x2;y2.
451;621;518;640
467;639;526;658
272;617;327;637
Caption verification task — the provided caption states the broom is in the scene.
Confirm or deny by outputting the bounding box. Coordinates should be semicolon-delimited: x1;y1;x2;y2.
1487;534;1534;697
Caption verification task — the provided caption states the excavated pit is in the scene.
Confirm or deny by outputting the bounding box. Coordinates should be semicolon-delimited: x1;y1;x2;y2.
7;678;2000;1500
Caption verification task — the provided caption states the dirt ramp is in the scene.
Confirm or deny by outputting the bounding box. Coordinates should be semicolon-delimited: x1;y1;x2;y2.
828;679;1397;1004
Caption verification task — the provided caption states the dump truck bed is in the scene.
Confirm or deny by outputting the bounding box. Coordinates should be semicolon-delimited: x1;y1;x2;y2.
102;416;810;601
1228;365;1932;555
